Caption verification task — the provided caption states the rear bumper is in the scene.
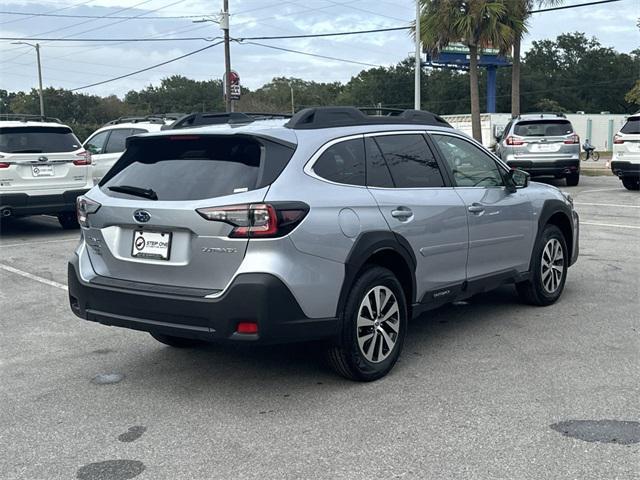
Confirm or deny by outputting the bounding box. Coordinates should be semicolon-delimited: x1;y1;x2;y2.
610;161;640;178
0;189;88;216
507;159;579;177
67;255;339;344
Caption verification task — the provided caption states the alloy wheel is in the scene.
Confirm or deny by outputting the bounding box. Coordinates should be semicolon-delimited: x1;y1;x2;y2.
541;238;565;294
356;286;400;363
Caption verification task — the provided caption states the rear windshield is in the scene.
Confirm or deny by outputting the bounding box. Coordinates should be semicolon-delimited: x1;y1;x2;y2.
101;135;294;201
620;117;640;134
514;120;573;137
0;126;81;153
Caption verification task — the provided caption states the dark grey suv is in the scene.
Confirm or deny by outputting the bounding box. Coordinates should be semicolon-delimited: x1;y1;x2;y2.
496;113;581;186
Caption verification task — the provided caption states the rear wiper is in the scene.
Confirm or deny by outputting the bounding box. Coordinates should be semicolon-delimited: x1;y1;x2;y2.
108;185;158;200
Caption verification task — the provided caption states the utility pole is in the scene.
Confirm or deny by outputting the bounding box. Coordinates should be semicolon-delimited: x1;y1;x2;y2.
11;41;44;117
289;83;295;115
222;0;233;112
414;0;421;110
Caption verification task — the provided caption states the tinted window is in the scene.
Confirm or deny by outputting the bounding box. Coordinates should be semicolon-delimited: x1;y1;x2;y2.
102;136;293;201
84;130;110;154
514;120;572;137
374;134;444;188
365;137;394;187
620;117;640;134
313;138;365;186
0;126;80;153
433;134;504;187
104;129;132;154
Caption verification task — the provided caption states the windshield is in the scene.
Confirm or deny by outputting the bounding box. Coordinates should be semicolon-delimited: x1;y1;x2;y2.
514;120;573;137
620;117;640;135
0;126;81;153
101;135;294;201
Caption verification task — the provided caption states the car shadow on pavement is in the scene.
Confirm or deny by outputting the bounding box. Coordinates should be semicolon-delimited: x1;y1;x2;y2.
0;215;67;237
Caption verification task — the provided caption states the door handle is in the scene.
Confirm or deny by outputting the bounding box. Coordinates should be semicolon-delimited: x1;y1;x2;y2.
391;207;413;219
468;203;485;214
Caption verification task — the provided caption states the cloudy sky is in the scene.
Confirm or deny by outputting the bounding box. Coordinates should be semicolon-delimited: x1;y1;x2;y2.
1;0;638;97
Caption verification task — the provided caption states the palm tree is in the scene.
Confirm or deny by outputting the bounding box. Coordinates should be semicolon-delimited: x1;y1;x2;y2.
418;0;520;142
510;1;563;116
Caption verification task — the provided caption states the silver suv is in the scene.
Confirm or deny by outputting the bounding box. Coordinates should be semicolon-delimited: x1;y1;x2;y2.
0;114;92;228
496;113;581;186
68;107;579;381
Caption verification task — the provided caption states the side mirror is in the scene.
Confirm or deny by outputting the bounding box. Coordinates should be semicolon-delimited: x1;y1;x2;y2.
506;169;529;192
493;126;504;141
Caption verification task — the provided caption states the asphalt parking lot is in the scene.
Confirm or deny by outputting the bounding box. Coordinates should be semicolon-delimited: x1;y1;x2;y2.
0;175;638;480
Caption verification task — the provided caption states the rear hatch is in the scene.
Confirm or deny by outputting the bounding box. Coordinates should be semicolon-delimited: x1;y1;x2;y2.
0;126;89;191
510;119;578;160
84;133;295;292
614;116;640;159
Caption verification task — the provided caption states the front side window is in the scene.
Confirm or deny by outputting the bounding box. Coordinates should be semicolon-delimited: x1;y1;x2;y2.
104;129;132;154
432;134;504;188
84;130;110;154
373;134;444;188
313;138;365;186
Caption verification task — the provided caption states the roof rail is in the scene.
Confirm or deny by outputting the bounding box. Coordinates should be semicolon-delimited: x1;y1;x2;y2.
164;111;292;130
0;113;62;123
284;107;452;130
103;113;185;126
513;112;567;119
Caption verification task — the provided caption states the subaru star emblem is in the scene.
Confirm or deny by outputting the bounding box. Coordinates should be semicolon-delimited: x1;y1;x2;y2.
38;156;48;162
133;210;151;223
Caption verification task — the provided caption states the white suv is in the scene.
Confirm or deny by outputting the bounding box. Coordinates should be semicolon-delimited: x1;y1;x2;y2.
83;115;181;182
0;115;92;229
611;112;640;190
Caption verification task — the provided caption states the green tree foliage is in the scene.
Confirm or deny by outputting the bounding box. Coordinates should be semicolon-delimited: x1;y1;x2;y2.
0;33;635;140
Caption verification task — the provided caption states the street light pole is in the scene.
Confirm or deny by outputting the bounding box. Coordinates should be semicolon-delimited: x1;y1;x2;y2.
222;0;233;113
12;41;44;117
414;0;421;110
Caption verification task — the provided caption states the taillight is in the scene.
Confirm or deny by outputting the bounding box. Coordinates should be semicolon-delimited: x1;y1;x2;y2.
196;202;309;238
76;196;101;228
613;134;624;144
564;134;580;144
73;150;92;166
0;162;9;169
505;136;525;146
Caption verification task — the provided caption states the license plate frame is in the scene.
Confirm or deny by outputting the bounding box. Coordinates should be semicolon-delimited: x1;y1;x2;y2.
533;143;557;152
131;230;172;260
31;164;54;177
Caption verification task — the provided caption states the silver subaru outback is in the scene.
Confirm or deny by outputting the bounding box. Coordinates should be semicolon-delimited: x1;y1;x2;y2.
68;107;579;381
495;113;581;186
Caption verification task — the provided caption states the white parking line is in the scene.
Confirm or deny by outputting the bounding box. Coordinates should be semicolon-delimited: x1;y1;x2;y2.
0;238;78;248
581;222;640;230
575;202;640;208
0;264;68;291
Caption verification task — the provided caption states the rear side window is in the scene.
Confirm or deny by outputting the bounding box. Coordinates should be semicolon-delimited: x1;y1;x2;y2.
620;117;640;134
313;138;365;186
104;129;132;154
373;134;444;188
102;135;294;201
514;120;572;137
0;126;80;153
365;137;394;188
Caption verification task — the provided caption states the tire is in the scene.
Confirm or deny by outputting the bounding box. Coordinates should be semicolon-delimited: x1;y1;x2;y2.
622;177;640;191
516;225;568;306
579;151;587;161
326;266;408;381
57;212;79;229
566;173;579;186
592;151;600;161
150;332;206;348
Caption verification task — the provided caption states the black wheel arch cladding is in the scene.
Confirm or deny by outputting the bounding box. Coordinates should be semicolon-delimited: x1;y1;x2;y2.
337;231;417;318
532;199;574;269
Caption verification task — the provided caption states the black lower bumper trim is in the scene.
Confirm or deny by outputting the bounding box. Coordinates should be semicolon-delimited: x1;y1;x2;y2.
68;257;339;344
507;160;579;177
611;161;640;178
0;189;88;216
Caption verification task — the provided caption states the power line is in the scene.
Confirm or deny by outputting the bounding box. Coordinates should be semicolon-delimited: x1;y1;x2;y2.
0;10;210;20
530;0;624;13
0;0;95;26
69;40;224;92
238;41;384;68
236;26;411;41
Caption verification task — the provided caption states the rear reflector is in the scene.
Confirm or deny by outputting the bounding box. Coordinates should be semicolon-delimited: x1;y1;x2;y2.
236;322;258;334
